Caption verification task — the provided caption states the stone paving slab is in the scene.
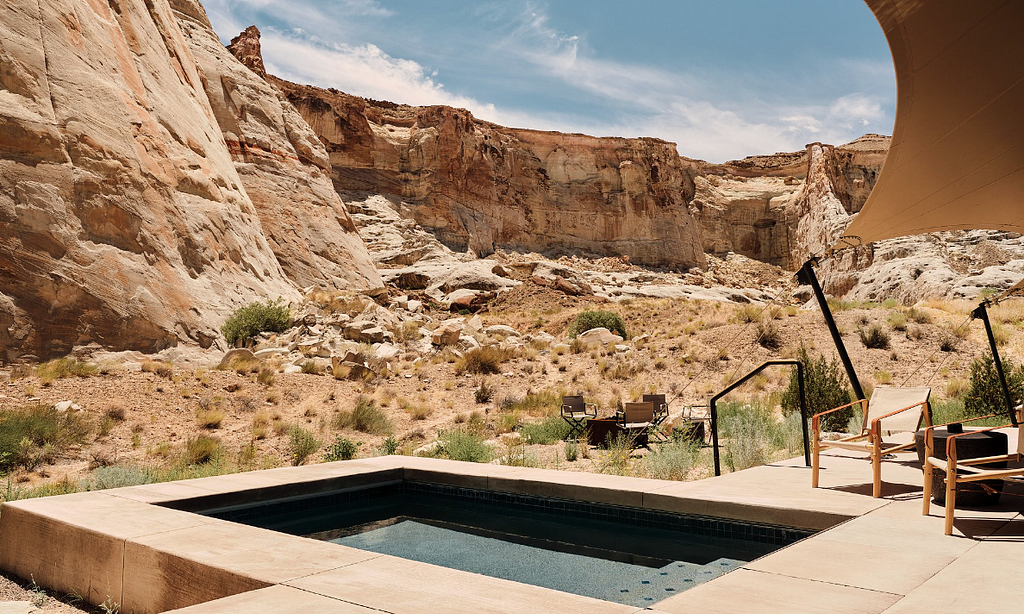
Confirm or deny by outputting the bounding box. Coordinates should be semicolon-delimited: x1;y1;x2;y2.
161;585;379;613
652;568;902;614
285;554;639;614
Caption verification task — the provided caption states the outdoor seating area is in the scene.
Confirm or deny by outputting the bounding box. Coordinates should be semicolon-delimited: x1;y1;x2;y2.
562;394;709;450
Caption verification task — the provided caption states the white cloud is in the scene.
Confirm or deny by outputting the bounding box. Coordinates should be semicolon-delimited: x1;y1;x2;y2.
261;31;496;114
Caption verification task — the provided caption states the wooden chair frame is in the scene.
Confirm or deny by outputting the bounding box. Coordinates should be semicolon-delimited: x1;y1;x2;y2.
616;402;654;448
922;411;1023;535
812;392;931;498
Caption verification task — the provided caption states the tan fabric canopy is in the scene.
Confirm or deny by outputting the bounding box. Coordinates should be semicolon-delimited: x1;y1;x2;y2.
835;0;1024;250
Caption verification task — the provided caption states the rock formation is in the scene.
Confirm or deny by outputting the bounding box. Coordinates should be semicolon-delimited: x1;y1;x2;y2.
0;0;378;362
271;81;707;270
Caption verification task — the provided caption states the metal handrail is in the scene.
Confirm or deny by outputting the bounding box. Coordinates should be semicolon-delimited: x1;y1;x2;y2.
708;360;808;476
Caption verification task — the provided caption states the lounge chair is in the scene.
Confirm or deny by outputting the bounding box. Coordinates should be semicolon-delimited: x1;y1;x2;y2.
812;386;931;497
922;410;1023;535
616;402;654;448
561;395;596;439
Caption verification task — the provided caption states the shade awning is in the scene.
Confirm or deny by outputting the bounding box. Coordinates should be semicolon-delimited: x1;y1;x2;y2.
836;0;1024;250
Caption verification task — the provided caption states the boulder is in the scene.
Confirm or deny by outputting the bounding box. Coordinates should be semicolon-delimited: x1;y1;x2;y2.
332;361;375;380
576;327;623;346
431;322;464;346
373;343;402;361
218;349;256;369
344;321;389;343
406;299;424;313
484;325;520;338
54;401;81;413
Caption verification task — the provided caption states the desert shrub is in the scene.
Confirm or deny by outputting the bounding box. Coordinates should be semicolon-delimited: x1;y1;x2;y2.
907;307;932;324
782;346;853;432
182;435;222;466
256;367;276;386
141;360;174;378
323;436;360;461
432;428;494;463
501;390;561;416
288;425;320;465
567;310;628;339
89;465;154;490
963;354;1024;420
195;408;225;429
757;321;781;350
335;395;392;435
718;400;802;471
377;435;399;455
474;379;495;403
859;324;890;349
596;432;635;475
221;299;291;346
0;404;91;471
887;311;907;331
518;415;572;444
563;440;579;462
300;360;319;374
454;346;514;375
638;437;701;480
36;358;97;384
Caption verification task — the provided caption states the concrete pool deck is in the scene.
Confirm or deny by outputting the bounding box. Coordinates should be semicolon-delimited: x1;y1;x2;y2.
1;447;1021;614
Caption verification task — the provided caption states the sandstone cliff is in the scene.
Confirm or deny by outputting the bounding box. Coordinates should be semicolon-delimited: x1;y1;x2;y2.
0;0;378;361
272;80;707;270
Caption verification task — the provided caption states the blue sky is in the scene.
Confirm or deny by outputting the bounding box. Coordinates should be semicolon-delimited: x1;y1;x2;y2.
202;1;895;162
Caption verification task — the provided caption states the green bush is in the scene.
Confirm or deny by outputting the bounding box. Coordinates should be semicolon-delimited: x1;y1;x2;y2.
963;354;1024;420
323;436;360;461
719;400;803;471
288;425;320;465
377;435;400;455
432;428;494;463
567;310;628;339
221;299;291;346
518;415;572;444
782;345;853;432
0;404;91;471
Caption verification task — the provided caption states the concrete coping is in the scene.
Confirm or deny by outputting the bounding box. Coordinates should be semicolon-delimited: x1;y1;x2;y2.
0;455;885;614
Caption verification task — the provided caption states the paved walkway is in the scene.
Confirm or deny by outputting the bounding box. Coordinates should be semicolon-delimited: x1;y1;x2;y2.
650;441;1024;614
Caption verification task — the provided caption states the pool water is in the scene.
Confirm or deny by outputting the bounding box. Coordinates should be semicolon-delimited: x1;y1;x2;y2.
333;519;742;607
198;481;811;606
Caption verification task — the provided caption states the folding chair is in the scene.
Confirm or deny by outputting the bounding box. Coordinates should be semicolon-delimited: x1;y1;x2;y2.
561;395;596;439
616;402;654;448
642;394;670;442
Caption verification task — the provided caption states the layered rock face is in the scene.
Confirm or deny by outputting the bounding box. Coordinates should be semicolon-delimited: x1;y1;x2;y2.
0;0;377;361
273;81;707;270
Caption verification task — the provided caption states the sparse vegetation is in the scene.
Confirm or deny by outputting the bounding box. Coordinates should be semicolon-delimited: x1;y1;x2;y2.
756;320;781;349
474;378;495;403
36;358;97;384
859;324;890;349
323;436;360;461
182;435;222;466
963;354;1024;420
333;395;392;434
454;346;514;375
567;310;628;339
429;428;494;463
221;299;292;347
287;425;320;465
518;415;572;444
0;404;91;471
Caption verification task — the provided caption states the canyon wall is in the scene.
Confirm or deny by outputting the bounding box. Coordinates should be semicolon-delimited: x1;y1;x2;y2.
273;81;707;270
0;0;378;361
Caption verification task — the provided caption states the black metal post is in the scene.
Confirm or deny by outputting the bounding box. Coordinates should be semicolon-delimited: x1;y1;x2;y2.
972;301;1018;425
708;360;810;476
797;259;866;401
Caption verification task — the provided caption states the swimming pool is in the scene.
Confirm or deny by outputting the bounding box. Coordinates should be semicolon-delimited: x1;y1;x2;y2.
200;481;813;607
